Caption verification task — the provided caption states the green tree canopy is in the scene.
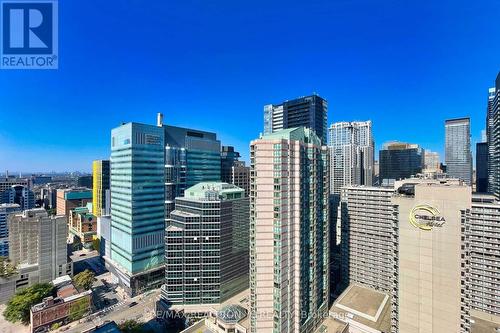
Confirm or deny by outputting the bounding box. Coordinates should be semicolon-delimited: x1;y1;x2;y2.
119;319;144;333
0;257;17;278
73;269;96;291
3;283;54;325
92;238;100;252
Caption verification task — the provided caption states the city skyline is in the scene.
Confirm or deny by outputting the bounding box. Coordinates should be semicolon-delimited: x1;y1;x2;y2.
1;0;499;172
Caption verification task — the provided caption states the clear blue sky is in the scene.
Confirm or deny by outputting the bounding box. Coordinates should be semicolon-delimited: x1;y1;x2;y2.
1;0;499;173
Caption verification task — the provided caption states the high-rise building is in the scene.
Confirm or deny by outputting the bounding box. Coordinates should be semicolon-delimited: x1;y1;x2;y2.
106;122;165;296
92;160;110;216
0;177;31;193
264;94;328;144
8;209;72;286
231;161;250;197
338;186;394;292
339;179;472;333
336;177;500;333
0;204;21;257
250;127;329;333
220;146;250;197
379;142;423;183
56;188;92;217
423;150;440;172
1;185;35;210
476;142;488;193
164;145;187;217
470;194;500;319
77;175;93;188
97;215;111;259
221;146;241;183
487;73;500;198
327;121;374;195
40;186;57;210
391;179;471;333
445;117;473;185
161;182;249;306
162;124;221;216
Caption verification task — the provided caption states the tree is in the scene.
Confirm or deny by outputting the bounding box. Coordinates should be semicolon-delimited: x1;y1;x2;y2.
50;322;61;330
118;319;144;333
92;238;100;252
3;283;54;325
72;269;96;291
0;257;17;278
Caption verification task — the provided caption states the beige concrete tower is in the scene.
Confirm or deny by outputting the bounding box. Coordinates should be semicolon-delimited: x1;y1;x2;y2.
392;180;471;333
249;127;329;333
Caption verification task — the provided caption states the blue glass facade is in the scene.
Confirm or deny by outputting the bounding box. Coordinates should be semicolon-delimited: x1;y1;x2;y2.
0;204;21;256
110;123;165;274
163;125;221;214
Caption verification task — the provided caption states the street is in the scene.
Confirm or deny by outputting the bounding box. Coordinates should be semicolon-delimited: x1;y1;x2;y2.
56;289;162;333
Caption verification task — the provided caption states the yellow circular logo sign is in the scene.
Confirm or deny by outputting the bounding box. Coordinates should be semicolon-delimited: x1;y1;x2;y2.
409;205;446;231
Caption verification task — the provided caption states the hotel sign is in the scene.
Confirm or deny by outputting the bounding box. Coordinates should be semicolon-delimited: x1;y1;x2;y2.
409;204;446;231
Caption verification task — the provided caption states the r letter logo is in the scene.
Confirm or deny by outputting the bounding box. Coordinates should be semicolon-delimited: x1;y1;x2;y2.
1;0;58;69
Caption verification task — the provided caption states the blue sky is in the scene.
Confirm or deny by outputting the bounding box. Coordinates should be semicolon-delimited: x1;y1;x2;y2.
0;0;499;172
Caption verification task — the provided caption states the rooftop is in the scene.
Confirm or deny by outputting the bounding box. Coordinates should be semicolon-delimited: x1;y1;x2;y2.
183;182;244;201
259;126;322;145
52;275;72;287
328;284;391;333
217;305;247;324
471;316;500;333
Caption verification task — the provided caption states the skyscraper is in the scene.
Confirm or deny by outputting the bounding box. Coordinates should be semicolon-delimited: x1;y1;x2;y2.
107;122;165;296
162;124;221;216
264;94;328;144
476;142;488;193
230;161;250;197
338;186;394;292
77;175;93;188
92;160;110;216
379;142;423;183
487;73;500;198
8;209;72;286
445;117;473;185
423;150;440;172
0;177;31;193
327;121;374;194
338;178;472;333
250;127;329;333
221;146;250;197
161;182;249;306
0;203;20;257
221;146;241;183
0;185;35;210
470;194;500;318
391;179;471;333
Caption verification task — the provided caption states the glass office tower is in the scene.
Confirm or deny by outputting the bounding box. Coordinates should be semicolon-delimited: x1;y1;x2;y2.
476;142;488;193
264;94;328;144
445;117;473;185
163;124;221;216
92;160;110;216
107;122;165;296
379;142;423;183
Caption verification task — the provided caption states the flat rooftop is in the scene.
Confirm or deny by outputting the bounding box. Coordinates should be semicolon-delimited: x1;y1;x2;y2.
316;319;348;333
471;316;500;333
329;284;391;333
